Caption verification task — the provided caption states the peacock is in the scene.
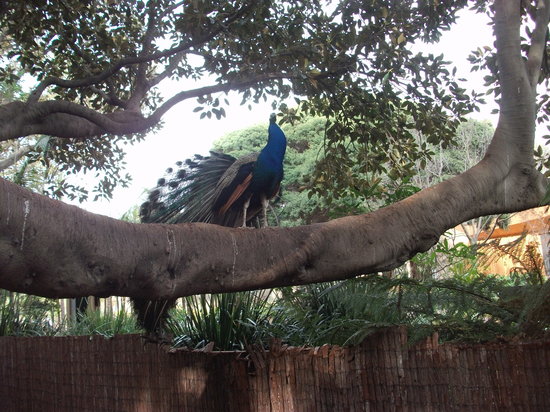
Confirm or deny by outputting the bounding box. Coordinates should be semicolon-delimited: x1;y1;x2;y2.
133;113;287;336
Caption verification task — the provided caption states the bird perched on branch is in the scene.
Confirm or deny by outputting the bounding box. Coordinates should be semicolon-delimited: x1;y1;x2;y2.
134;113;287;336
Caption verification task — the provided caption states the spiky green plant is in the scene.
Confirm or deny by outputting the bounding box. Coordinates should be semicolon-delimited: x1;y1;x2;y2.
270;269;549;346
270;278;401;347
167;290;279;350
0;289;60;336
60;298;140;337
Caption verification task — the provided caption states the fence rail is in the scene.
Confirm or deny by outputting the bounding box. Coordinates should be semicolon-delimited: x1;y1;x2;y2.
1;327;549;411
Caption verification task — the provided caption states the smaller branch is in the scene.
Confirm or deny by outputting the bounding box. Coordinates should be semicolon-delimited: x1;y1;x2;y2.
526;0;550;87
2;73;292;142
69;41;128;109
142;0;159;55
128;0;160;109
27;1;258;104
27;38;128;107
151;72;292;120
159;0;185;19
476;214;507;249
28;66;128;105
71;41;128;109
89;85;127;109
0;145;33;171
148;54;185;88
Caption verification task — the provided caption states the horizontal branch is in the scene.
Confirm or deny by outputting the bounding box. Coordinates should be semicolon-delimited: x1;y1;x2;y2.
0;152;545;299
0;101;149;142
0;73;295;142
153;72;292;119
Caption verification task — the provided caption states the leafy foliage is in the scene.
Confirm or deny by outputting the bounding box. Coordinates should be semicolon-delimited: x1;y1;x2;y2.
0;61;131;201
270;278;400;347
481;237;547;285
0;1;514;200
270;258;548;346
60;300;141;338
0;135;92;202
0;290;59;336
167;290;279;350
213;116;495;226
0;292;141;338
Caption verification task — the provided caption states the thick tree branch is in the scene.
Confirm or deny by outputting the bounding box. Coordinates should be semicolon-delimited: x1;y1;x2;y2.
0;154;545;299
494;0;531;113
0;73;293;142
0;100;151;140
526;0;550;86
490;0;548;161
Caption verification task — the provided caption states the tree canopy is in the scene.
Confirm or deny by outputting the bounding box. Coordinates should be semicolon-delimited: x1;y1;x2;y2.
1;0;498;197
0;1;548;301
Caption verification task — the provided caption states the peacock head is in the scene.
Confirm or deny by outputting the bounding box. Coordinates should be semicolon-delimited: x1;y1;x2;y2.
269;113;277;124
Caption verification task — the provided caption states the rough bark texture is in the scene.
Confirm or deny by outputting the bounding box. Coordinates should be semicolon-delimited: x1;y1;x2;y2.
0;158;544;299
0;0;548;300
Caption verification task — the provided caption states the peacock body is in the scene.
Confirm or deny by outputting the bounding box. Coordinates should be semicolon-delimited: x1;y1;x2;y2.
135;114;287;335
140;114;286;228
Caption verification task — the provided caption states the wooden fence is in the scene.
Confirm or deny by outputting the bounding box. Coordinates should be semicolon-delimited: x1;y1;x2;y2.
1;327;549;411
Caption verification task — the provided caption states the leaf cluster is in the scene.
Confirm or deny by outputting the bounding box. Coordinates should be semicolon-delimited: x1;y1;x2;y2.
270;268;548;347
0;1;508;201
1;1;147;109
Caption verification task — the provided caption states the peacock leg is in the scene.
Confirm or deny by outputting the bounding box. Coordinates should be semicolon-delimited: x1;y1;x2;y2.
261;195;269;227
242;197;251;227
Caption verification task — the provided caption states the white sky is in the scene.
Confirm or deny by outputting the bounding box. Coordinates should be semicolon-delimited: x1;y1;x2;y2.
76;9;501;219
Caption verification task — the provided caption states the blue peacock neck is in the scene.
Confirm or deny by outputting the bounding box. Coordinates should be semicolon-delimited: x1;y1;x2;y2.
261;122;286;163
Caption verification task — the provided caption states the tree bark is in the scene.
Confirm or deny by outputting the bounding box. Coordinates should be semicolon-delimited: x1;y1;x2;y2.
0;145;32;171
0;154;544;299
0;0;548;300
